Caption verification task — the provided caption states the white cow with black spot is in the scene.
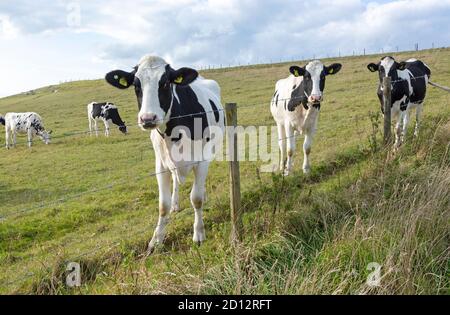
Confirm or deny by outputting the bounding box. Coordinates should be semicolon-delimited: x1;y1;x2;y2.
105;55;225;253
271;60;342;176
4;112;52;149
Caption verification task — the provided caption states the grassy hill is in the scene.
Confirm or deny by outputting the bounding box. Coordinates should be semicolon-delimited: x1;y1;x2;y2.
0;48;449;294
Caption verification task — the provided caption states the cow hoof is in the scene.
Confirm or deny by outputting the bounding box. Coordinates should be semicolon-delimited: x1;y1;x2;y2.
170;205;180;213
193;230;206;244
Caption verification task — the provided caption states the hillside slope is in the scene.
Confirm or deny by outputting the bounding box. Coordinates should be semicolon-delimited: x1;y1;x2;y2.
0;48;449;294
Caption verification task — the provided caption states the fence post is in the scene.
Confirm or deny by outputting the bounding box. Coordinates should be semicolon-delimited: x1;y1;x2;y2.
225;103;243;245
383;77;392;145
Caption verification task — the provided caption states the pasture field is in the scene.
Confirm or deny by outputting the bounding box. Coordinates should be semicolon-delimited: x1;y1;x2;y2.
0;48;449;294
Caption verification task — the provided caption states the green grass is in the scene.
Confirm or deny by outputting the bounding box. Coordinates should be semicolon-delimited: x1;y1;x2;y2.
0;48;449;294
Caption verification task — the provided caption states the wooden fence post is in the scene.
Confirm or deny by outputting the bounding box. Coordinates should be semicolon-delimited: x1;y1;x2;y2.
383;77;392;145
225;103;243;245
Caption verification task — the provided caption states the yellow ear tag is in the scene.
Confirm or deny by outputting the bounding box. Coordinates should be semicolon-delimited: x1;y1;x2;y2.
328;68;334;74
174;76;183;84
294;69;300;77
119;77;128;87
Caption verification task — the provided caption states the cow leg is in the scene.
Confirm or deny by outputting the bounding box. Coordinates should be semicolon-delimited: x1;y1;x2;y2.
277;124;287;173
148;162;172;253
5;128;10;149
88;118;93;136
303;132;315;174
12;130;17;148
414;103;423;137
394;111;403;149
103;119;110;137
285;124;296;176
401;110;411;144
171;172;180;213
191;163;209;244
27;128;33;148
94;120;99;137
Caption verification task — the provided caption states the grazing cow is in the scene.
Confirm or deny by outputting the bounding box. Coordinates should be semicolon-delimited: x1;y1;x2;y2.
105;55;225;252
4;112;52;149
367;56;431;148
87;102;127;137
271;60;342;176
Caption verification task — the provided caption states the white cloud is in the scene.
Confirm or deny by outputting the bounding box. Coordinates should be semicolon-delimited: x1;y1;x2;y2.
0;0;449;96
0;14;20;39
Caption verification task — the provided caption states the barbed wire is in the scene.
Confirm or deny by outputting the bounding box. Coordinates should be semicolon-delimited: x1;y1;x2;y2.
1;100;372;221
0;94;376;290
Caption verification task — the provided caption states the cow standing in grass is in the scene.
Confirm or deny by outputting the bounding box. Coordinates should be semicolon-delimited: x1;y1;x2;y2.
87;102;128;137
271;60;342;176
367;56;431;149
4;112;52;149
105;55;225;253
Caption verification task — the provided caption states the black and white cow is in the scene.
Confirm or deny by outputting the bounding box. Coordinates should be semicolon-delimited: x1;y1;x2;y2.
4;112;52;149
87;102;127;137
367;56;431;148
105;55;225;253
271;60;342;176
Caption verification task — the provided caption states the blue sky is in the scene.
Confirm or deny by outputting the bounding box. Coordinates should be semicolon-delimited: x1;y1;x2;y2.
1;0;449;97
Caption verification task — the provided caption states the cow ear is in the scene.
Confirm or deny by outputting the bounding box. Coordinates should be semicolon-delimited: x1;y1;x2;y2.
397;61;407;71
170;67;198;86
367;63;379;72
105;70;135;89
290;66;305;77
325;63;342;75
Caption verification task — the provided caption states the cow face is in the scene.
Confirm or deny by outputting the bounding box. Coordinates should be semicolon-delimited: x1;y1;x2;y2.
105;56;198;131
367;56;407;82
39;130;52;145
367;56;409;112
290;61;342;104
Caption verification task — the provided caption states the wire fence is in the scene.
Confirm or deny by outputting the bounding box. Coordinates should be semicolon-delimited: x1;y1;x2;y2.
3;75;444;291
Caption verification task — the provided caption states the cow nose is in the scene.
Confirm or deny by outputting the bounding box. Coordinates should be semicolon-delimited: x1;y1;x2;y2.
139;113;159;129
309;95;322;103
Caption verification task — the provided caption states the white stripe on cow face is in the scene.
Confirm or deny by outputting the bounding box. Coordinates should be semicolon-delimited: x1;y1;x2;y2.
305;60;325;103
380;57;395;78
135;56;171;131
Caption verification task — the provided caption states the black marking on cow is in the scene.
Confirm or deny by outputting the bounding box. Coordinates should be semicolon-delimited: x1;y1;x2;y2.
0;117;5;126
134;78;143;110
287;80;308;111
312;104;321;110
157;65;173;114
165;85;208;140
209;100;220;123
293;85;297;90
91;103;106;119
